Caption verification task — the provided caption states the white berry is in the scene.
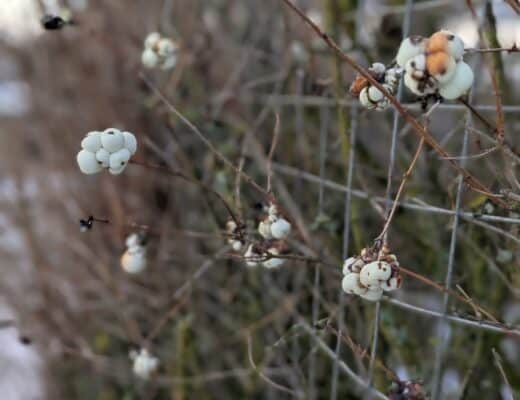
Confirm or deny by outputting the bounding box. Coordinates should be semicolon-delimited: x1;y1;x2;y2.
109;148;131;171
144;32;161;49
270;218;291;239
131;348;159;380
360;261;392;289
262;248;285;269
77;150;103;175
396;36;427;67
95;148;110;168
101;129;125;153
360;288;383;302
121;248;147;274
123;131;138;155
439;61;474;100
81;132;102;152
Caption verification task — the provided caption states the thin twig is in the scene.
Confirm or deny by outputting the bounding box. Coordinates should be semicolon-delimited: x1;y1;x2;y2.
140;73;269;198
375;138;424;242
266;113;281;193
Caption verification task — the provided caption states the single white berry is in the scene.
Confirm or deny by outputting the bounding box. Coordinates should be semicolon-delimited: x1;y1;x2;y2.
142;48;159;68
359;87;376;109
95;148;110;168
125;233;141;249
270;218;291;239
244;244;261;267
367;86;384;102
109;148;131;171
438;61;474;100
447;35;465;60
157;38;176;57
381;276;401;292
262;248;285;269
342;257;364;274
405;54;427;79
160;55;177;70
144;32;161;49
360;288;383;302
77;150;103;175
131;348;159;380
370;62;386;76
121;248;147;274
101;129;125;153
81;132;102;152
123;131;138;155
258;219;272;239
341;273;368;296
360;261;392;289
396;36;427;67
231;240;243;252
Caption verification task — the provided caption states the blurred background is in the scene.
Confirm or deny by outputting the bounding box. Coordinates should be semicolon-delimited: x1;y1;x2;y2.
0;0;519;399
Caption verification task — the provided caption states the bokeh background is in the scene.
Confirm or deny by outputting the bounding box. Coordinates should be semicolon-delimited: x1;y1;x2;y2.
0;0;519;399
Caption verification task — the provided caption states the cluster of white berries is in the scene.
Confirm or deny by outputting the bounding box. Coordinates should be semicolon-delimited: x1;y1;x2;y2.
397;30;474;99
76;128;137;175
130;348;159;380
243;202;291;269
141;32;178;70
351;62;401;111
341;247;401;302
227;201;292;269
258;203;292;240
120;233;147;274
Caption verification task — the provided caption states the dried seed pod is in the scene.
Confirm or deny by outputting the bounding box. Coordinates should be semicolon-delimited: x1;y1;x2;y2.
349;74;370;97
396;36;428;67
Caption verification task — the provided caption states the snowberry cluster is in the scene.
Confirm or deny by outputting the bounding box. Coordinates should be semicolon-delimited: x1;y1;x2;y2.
76;128;137;175
342;247;401;302
130;348;159;380
258;203;292;240
120;233;147;274
350;62;401;111
141;32;178;70
397;30;474;99
226;201;292;269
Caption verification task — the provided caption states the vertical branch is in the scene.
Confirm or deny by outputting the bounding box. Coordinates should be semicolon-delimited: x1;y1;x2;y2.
266;113;281;193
